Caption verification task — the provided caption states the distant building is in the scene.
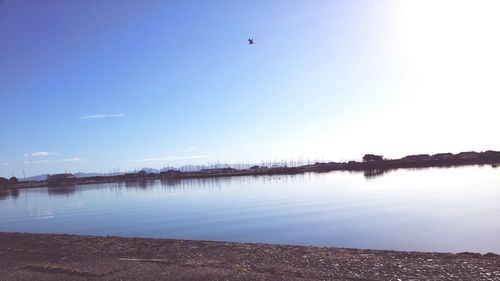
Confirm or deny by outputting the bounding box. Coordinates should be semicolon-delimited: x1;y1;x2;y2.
47;173;75;181
160;170;182;177
46;173;76;185
200;168;235;174
433;153;454;160
123;171;149;179
482;150;500;158
456;151;479;160
402;154;434;162
248;165;269;172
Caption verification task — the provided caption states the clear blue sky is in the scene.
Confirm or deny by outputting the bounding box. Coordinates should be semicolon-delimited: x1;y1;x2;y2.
1;0;499;177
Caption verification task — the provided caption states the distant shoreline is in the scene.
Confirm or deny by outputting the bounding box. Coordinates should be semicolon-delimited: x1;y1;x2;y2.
0;232;498;280
2;150;500;191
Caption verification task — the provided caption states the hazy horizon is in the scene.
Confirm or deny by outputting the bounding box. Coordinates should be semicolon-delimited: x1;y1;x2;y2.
2;0;500;178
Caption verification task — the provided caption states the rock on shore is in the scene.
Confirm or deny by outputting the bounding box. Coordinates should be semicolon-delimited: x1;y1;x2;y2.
0;232;498;280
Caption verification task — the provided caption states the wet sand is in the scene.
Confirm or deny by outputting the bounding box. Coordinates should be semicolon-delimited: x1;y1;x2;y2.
0;232;498;280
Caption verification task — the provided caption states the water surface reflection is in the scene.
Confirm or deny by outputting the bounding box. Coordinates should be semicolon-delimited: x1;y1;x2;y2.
0;166;499;253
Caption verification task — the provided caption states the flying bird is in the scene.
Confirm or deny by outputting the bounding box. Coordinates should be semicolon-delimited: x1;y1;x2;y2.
248;38;254;45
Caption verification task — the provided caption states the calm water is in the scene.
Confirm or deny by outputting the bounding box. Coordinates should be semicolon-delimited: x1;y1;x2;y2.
1;166;499;253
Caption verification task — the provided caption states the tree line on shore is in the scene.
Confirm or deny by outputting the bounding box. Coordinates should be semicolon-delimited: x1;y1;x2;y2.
0;176;18;187
2;150;499;189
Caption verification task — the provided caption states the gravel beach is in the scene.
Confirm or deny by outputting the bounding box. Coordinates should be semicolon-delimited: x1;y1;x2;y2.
0;232;498;280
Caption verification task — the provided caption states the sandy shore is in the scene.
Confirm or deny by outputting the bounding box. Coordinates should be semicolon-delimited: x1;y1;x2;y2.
0;232;498;280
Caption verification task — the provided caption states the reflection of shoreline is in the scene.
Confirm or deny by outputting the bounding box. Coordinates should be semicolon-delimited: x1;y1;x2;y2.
47;185;77;197
363;168;390;179
0;164;487;200
3;150;500;191
20;173;314;199
105;173;311;192
0;189;19;200
360;164;497;180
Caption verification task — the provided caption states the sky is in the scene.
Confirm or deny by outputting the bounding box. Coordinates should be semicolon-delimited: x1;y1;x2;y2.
1;0;500;177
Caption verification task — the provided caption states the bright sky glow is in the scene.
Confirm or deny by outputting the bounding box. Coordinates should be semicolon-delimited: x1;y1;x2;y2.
1;0;499;177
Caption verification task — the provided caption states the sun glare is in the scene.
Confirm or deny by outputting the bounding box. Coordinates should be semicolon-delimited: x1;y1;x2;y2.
396;0;500;104
383;0;500;153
